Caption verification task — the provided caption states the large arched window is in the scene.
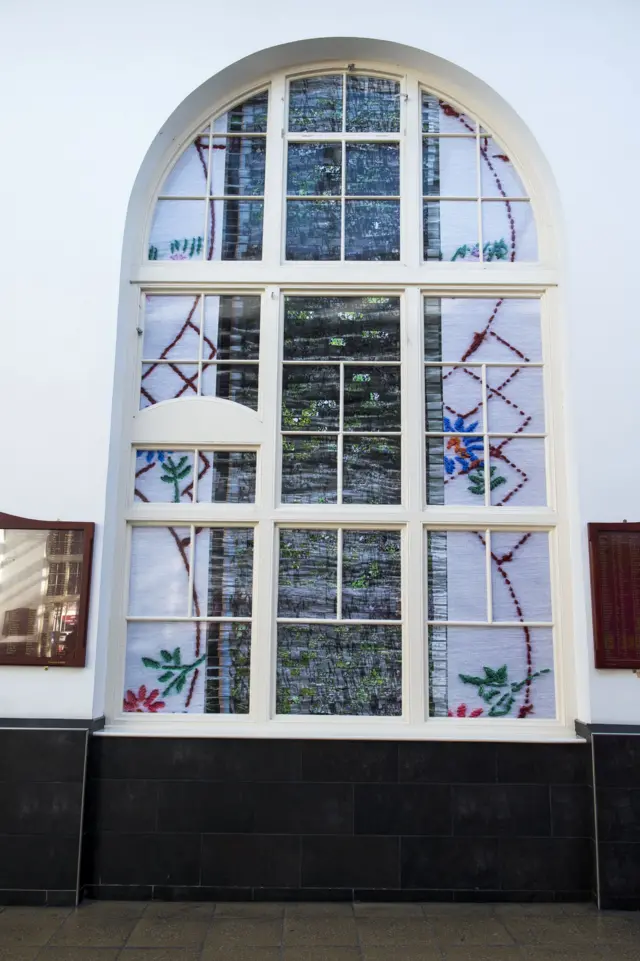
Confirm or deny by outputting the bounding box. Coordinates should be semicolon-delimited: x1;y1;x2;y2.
112;62;566;734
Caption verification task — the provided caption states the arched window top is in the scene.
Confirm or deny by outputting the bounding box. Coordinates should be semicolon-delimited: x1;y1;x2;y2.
147;67;536;266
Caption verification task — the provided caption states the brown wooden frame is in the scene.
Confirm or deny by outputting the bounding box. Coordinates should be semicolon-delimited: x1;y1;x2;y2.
589;521;640;669
0;513;94;667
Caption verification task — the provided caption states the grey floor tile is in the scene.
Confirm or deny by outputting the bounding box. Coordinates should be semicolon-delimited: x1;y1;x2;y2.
362;948;441;961
286;904;354;919
78;903;148;919
568;914;640;943
422;904;496;917
215;903;285;918
282;950;362;961
518;948;610;961
38;950;120;961
432;917;515;946
203;919;283;948
501;917;589;945
117;950;201;961
124;919;209;948
441;949;525;961
142;902;215;920
0;908;69;946
494;903;594;918
284;918;359;946
356;919;438;946
201;947;281;961
0;949;39;961
49;917;137;948
354;903;424;918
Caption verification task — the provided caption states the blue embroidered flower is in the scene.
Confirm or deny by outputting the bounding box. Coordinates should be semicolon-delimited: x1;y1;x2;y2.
136;450;172;464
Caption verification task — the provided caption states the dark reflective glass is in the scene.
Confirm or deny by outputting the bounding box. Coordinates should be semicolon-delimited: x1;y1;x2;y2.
197;451;257;504
342;530;401;620
226;92;269;132
286;200;341;260
282;365;340;431
281;436;338;504
219;200;263;260
289;75;343;132
283;296;400;362
343;436;401;504
204;527;254;618
345;200;400;260
287;143;342;196
346;76;400;132
206;623;251;714
218;138;265;196
346;143;399;196
201;364;259;410
343;366;401;432
278;529;337;618
204;295;260;361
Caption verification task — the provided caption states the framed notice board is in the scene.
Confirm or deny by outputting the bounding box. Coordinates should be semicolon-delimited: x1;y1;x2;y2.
589;522;640;669
0;513;94;667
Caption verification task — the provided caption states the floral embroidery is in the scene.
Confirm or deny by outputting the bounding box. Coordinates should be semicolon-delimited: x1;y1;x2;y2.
458;663;551;717
141;647;207;697
148;237;204;261
136;450;172;465
451;239;509;262
448;703;483;718
442;418;507;496
123;685;166;713
159;455;193;504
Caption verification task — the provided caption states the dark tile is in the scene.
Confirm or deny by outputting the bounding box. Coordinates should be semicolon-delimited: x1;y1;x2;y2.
90;833;200;886
355;889;454;902
550;785;593;838
302;741;398;783
85;780;157;834
598;842;640;898
302;836;399;889
157;781;253;833
496;743;589;785
0;889;47;906
254;783;353;835
0;782;82;835
202;834;300;887
355;784;451;835
599;895;640;910
82;885;153;901
0;730;86;782
0;836;79;890
593;734;640;788
90;737;301;782
452;784;550;837
45;891;78;907
400;837;499;890
255;888;352;902
498;837;592;892
597;788;640;842
398;743;497;784
153;886;248;901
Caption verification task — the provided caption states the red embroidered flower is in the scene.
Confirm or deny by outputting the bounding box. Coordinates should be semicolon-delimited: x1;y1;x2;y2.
448;703;483;718
123;685;165;713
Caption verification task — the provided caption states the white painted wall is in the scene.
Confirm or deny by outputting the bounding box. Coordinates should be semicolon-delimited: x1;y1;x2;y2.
0;0;638;723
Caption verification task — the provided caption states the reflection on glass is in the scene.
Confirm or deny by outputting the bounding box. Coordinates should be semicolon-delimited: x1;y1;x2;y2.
218;200;264;260
346;143;399;195
282;365;340;431
422;91;475;134
343;437;401;504
343;366;401;431
283;296;400;361
345;200;400;260
197;451;257;504
215;138;266;196
203;295;261;361
342;530;401;620
281;436;338;504
201;364;259;410
423;201;479;262
278;529;338;619
346;76;400;132
286;200;341;260
200;527;254;618
289;75;343;132
277;623;402;715
205;622;251;713
287;143;341;195
224;91;268;132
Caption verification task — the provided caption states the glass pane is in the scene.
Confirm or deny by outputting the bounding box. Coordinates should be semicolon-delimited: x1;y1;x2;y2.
423;200;478;262
343;437;401;505
482;200;537;261
422;92;476;134
218;91;268;133
128;527;191;617
197;451;257;504
282;365;340;431
278;529;337;619
424;298;542;364
148;200;204;261
342;530;401;620
205;622;251;714
135;450;195;504
277;624;402;715
289;75;343;132
426;436;485;506
203;295;260;361
287;143;342;196
283;296;400;362
489;437;546;507
193;527;254;617
140;363;198;408
429;625;555;719
345;200;400;260
486;366;545;433
491;532;552;623
423;137;477;196
201;364;259;410
286;200;341;260
425;365;484;433
211;137;265;196
480;138;527;197
346;143;399;195
143;295;201;361
214;200;263;260
346;76;400;132
124;622;206;713
427;530;487;622
281;436;338;504
160;136;210;196
344;366;401;432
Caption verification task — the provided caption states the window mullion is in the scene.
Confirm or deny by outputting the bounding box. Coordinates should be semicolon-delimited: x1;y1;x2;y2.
401;74;421;270
261;77;286;268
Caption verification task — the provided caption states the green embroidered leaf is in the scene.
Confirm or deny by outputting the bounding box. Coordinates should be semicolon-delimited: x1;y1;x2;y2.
158;671;173;683
141;657;160;668
175;673;187;694
488;693;515;717
160;649;172;662
173;647;181;666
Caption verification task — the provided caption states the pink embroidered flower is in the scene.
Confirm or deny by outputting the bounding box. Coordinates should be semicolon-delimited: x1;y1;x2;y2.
169;253;189;261
448;703;483;718
123;685;165;713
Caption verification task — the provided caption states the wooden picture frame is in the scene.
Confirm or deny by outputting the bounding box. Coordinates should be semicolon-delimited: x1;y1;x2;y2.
0;513;94;667
588;522;640;669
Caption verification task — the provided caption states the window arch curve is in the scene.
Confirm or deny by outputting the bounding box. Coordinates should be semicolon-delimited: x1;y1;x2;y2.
107;43;572;736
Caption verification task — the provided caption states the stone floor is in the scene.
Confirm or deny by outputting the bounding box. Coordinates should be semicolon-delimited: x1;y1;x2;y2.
0;901;639;961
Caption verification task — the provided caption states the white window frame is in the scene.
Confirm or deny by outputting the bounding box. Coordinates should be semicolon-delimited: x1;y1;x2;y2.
106;61;575;740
